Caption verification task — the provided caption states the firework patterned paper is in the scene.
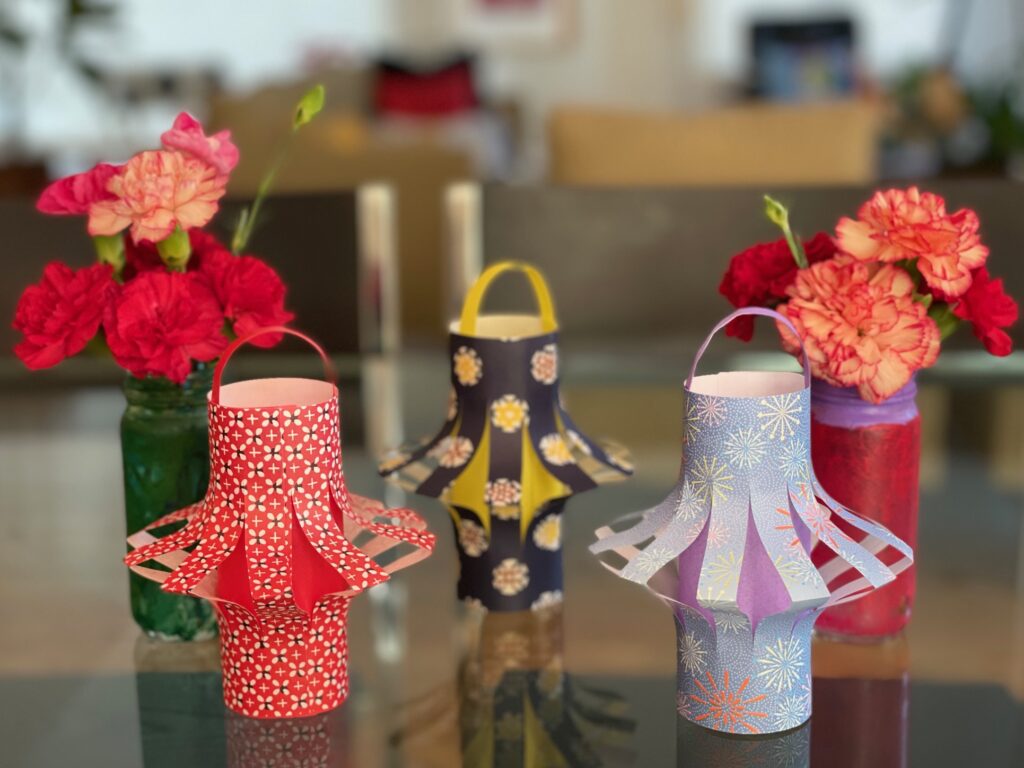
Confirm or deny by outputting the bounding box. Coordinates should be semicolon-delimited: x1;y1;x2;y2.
381;262;632;611
592;308;913;735
126;328;435;719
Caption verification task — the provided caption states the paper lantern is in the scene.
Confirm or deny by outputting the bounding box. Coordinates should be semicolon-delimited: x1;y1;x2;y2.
381;262;632;611
126;328;435;719
592;308;913;735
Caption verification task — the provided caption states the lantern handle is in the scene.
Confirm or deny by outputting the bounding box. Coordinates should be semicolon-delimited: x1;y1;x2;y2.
212;326;336;403
686;308;811;390
459;261;558;335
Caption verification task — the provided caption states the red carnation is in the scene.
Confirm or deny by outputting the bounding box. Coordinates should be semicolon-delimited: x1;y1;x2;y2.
104;271;228;383
122;230;293;347
36;163;120;215
719;232;836;340
951;267;1018;356
13;262;116;369
122;228;231;281
216;256;294;346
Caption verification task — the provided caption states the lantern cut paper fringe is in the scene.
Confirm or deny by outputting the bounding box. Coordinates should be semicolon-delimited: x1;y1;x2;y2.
126;327;436;719
380;262;632;611
591;307;913;735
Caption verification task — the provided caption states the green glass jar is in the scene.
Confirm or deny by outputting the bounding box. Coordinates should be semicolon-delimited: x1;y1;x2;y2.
121;365;217;640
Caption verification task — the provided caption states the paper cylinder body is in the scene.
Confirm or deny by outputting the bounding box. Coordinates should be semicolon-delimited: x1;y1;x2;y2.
592;308;913;735
126;328;436;719
381;262;632;611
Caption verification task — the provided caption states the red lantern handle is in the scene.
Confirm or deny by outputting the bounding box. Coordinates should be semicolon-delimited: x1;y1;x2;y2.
212;326;336;404
686;307;811;390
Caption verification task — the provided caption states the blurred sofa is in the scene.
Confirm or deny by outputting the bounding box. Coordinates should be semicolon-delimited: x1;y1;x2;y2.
548;100;883;186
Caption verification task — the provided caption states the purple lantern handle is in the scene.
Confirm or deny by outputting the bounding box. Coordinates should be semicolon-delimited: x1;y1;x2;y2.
686;307;811;390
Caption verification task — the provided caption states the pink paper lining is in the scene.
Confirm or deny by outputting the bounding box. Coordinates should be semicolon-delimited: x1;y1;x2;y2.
688;371;805;399
214;377;337;408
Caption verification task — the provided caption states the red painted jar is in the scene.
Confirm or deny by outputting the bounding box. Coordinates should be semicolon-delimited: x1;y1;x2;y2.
811;377;920;638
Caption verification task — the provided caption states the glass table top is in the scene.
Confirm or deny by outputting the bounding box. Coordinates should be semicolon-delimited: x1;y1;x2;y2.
1;351;1023;766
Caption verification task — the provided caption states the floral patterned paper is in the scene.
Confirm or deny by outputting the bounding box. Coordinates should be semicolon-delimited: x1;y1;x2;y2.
380;267;632;612
127;366;435;719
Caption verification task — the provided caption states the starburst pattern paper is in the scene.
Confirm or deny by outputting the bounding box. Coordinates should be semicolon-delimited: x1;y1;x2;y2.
125;328;436;719
592;308;914;734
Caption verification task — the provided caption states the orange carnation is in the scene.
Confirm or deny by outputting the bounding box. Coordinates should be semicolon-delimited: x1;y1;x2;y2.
777;259;940;404
835;187;988;298
88;150;227;243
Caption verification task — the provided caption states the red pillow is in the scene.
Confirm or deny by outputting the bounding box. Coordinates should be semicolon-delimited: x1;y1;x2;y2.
373;55;479;117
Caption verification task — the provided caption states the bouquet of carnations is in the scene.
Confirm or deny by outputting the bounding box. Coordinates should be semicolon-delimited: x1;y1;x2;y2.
12;87;325;382
719;188;1018;403
720;187;1019;637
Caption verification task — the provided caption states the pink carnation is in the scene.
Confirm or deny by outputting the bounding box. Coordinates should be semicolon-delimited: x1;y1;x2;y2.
36;163;120;215
836;187;988;298
161;112;239;176
778;259;940;404
88;150;227;243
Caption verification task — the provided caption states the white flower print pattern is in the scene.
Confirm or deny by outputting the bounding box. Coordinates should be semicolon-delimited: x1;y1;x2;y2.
530;344;558;384
532;516;561;551
123;385;436;720
485;478;521;506
538;434;573;466
492;559;530;596
530;590;563;611
453;346;482;386
457;519;489;557
431;436;474;468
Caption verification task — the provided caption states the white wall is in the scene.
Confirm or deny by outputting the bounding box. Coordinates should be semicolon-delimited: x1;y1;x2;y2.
6;0;1018;173
693;0;1021;85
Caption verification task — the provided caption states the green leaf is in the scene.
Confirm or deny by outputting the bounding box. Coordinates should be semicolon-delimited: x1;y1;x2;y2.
231;207;250;254
293;84;325;130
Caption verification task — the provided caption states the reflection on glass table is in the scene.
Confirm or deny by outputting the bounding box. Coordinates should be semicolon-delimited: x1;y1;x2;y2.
1;356;1023;766
394;607;635;767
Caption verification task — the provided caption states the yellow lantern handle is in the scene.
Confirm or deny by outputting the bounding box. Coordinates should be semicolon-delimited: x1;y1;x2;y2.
458;261;558;335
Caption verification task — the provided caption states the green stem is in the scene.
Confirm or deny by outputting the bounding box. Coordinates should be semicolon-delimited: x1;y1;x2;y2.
928;302;960;340
231;141;289;254
231;83;325;254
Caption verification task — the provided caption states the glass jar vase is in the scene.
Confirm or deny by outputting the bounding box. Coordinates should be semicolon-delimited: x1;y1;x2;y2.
121;366;216;640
